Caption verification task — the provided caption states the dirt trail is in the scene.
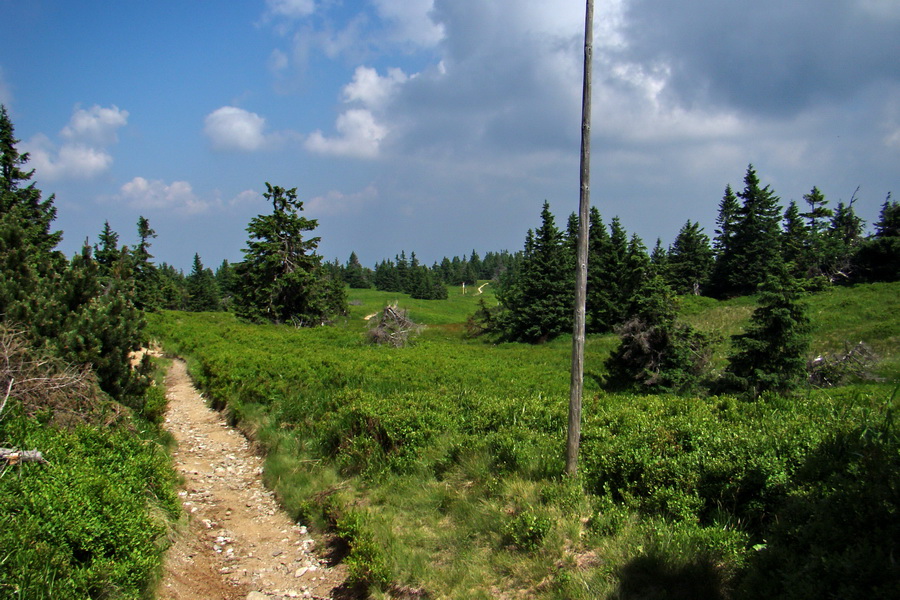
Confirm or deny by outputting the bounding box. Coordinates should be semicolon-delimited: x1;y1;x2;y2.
157;358;347;600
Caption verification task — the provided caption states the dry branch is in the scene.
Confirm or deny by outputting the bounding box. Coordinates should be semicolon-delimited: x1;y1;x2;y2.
1;448;47;465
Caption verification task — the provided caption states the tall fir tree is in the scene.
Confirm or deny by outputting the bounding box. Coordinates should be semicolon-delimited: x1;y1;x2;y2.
713;166;784;297
781;201;809;278
234;183;346;325
666;221;713;295
710;184;741;296
186;253;221;311
722;269;811;397
496;202;572;343
854;194;900;282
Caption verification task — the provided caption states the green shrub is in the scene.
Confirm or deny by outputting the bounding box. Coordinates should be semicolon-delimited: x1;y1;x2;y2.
503;510;552;552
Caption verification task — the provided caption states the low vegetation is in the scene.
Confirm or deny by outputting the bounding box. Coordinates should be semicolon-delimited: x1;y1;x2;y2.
149;281;900;599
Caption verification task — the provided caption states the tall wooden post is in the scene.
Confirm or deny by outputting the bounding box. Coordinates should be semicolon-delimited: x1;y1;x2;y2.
566;0;593;476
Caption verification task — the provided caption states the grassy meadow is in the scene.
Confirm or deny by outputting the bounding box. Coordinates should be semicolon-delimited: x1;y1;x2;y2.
148;281;900;599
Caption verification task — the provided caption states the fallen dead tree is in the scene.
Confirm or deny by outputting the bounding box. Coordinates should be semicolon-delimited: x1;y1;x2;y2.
366;304;423;347
808;341;880;387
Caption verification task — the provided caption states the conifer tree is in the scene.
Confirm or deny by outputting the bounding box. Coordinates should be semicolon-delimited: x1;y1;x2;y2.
585;206;617;333
344;251;371;288
186;253;221;311
854;194;900;282
722;270;811;397
666;221;713;295
605;274;711;393
496;202;572;343
710;184;741;296
94;221;122;278
781;201;809;278
234;183;346;325
0;105;62;254
132;216;162;310
710;166;783;297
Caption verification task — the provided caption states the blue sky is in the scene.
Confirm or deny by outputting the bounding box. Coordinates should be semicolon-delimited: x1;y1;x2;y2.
2;0;898;271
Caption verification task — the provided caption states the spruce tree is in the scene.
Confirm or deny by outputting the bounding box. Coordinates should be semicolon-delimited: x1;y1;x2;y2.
854;195;900;282
496;202;572;343
585;206;617;333
94;221;122;278
800;186;833;278
666;221;713;295
344;251;371;288
605;274;711;393
0;105;62;254
186;253;221;311
234;183;346;325
723;270;811;397
726;165;785;296
710;184;741;296
781;201;809;278
132;216;162;310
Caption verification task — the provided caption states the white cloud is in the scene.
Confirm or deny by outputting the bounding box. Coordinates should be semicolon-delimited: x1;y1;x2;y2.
372;0;444;47
119;177;209;214
266;0;315;19
305;109;387;158
60;104;129;146
21;104;129;181
343;66;408;109
23;134;113;180
204;106;268;151
306;184;378;216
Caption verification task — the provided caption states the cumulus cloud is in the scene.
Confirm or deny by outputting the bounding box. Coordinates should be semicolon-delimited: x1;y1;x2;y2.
60;104;129;145
204;106;268;151
23;134;113;180
343;66;408;108
620;0;900;116
119;177;209;214
305;109;387;158
372;0;444;47
22;104;127;181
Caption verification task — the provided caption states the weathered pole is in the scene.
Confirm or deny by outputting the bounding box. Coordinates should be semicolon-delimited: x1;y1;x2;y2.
566;0;593;476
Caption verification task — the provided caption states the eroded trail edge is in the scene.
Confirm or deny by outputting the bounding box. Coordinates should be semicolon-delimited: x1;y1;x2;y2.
158;358;346;600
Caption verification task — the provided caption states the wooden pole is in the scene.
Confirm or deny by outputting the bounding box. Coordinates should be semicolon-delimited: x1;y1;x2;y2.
566;0;593;476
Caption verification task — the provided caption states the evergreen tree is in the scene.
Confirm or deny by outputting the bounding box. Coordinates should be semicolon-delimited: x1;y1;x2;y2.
854;194;900;282
666;221;713;295
722;270;811;397
0;105;62;254
186;253;221;311
825;198;865;281
585;206;617;333
726;165;784;297
214;259;238;309
781;201;809;278
605;274;712;393
710;184;741;296
0;107;148;405
649;238;668;277
800;186;834;278
234;183;346;325
344;251;371;288
94;221;122;278
496;202;572;343
132;216;161;310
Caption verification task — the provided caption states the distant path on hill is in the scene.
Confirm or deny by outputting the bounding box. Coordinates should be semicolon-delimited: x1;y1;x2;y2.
476;282;490;294
158;358;347;600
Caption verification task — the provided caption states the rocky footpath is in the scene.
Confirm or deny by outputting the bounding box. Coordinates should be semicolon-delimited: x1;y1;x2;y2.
158;358;347;600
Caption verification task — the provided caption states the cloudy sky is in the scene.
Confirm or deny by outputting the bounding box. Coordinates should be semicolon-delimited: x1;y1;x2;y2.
2;0;898;270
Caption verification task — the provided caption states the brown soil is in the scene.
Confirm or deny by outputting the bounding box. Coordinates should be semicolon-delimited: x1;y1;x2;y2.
157;358;348;600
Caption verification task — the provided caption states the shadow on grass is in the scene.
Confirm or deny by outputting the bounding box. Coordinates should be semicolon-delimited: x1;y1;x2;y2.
612;554;727;600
